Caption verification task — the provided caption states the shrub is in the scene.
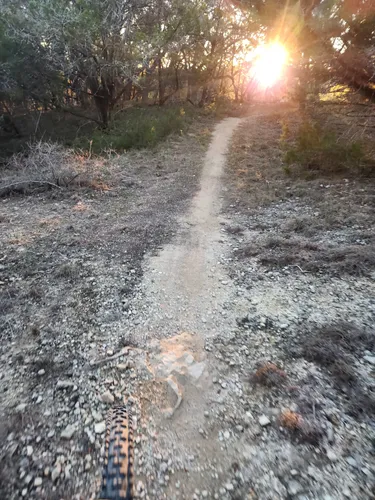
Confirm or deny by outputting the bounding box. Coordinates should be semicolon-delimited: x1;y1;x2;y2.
282;120;373;177
74;105;189;153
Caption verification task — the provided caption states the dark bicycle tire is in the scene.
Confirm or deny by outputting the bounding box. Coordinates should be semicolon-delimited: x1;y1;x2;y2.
98;406;134;500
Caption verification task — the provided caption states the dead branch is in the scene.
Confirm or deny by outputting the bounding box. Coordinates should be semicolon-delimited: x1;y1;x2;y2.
0;180;63;197
56;105;101;125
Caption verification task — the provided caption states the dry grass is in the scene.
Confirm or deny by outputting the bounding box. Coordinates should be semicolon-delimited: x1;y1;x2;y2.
298;322;375;417
225;107;375;228
302;322;374;362
279;409;302;429
235;234;375;277
0;141;108;197
279;410;323;445
54;263;80;280
252;361;287;387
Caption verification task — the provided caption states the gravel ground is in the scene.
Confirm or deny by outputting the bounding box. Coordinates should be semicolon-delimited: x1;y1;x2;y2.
1;107;374;500
0;126;210;500
219;109;375;499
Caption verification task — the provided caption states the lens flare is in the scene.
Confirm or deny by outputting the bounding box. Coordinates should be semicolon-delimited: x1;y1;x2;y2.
252;43;288;88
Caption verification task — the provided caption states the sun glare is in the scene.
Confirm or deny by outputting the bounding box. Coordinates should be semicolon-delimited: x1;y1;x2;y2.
252;43;288;88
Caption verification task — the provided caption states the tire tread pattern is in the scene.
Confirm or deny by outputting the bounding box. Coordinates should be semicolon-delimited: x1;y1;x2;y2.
98;406;134;500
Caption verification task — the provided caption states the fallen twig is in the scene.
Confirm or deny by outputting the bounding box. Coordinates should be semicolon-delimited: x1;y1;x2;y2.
293;264;307;273
90;347;131;367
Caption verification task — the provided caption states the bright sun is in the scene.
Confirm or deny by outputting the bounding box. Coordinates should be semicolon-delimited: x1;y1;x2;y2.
252;43;288;88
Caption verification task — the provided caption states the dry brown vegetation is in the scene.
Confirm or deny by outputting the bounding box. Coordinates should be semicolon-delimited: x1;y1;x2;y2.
278;409;323;445
297;322;375;417
225;105;375;432
0;141;110;197
252;361;287;387
226;104;375;278
279;409;302;430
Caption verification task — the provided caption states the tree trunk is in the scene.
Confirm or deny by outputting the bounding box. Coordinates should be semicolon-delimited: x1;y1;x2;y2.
158;58;165;106
94;91;110;128
198;86;208;107
0;101;21;136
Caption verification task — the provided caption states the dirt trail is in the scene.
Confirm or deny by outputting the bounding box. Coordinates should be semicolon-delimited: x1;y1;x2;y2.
140;117;241;334
132;118;242;497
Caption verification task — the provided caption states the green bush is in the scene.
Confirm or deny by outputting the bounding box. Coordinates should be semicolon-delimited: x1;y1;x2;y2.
282;121;373;177
74;105;190;154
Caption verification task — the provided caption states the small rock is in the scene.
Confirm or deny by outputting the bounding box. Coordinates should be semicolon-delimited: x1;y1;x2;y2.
101;390;115;404
92;410;102;422
346;457;358;468
51;464;61;482
15;403;27;413
37;369;45;376
24;474;33;485
26;445;33;456
56;380;74;390
95;421;106;434
225;483;234;491
307;466;316;478
65;464;72;479
287;480;303;496
326;449;338;461
34;477;42;487
117;363;129;371
61;424;75;440
258;415;271;427
326;425;334;444
363;355;375;365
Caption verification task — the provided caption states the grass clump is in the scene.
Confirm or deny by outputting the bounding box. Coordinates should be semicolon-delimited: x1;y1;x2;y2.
279;410;323;445
299;322;375;418
282;121;374;177
74;105;190;153
252;361;287;387
235;234;375;277
279;409;302;430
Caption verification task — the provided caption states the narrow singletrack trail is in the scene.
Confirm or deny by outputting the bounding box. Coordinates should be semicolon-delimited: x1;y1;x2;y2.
131;118;243;498
142;117;242;334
